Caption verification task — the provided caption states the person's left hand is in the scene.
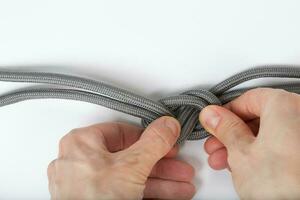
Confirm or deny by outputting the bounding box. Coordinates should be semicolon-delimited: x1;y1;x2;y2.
47;116;195;200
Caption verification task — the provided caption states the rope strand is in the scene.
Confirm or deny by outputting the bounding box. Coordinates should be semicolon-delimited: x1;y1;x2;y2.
1;66;300;144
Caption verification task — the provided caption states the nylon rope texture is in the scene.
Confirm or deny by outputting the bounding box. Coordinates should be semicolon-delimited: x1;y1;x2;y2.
1;65;300;144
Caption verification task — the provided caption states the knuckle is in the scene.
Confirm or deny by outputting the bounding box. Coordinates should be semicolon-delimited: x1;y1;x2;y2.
242;87;294;114
47;159;63;185
47;159;58;180
119;151;151;178
68;128;83;137
244;88;300;115
58;135;69;157
217;119;244;144
58;135;68;148
120;151;142;166
48;159;65;186
269;88;288;100
266;88;298;108
150;125;173;148
114;151;147;173
243;88;265;98
243;87;279;102
58;128;83;153
58;134;71;149
221;119;242;132
60;128;83;144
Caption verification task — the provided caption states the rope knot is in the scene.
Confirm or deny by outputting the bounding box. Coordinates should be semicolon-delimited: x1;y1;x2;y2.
141;89;222;144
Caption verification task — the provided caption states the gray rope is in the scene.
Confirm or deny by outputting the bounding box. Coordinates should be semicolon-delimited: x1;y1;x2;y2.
1;65;300;144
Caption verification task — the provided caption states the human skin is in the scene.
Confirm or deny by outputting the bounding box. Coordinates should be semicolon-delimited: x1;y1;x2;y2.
200;88;300;199
48;87;300;200
47;116;196;200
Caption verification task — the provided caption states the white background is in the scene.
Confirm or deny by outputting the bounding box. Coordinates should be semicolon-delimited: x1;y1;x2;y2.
0;0;300;199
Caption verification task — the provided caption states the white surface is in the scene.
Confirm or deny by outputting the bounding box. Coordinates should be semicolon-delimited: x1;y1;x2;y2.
0;0;300;199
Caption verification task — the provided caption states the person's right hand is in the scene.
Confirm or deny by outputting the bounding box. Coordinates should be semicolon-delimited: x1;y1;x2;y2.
199;88;300;199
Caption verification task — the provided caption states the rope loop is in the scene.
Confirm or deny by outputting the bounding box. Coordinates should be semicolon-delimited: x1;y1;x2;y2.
141;89;222;143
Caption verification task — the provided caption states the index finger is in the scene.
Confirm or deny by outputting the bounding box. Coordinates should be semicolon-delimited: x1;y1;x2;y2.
223;88;283;121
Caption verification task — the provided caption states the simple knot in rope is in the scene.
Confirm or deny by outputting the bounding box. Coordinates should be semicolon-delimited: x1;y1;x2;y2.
1;66;300;144
141;89;222;144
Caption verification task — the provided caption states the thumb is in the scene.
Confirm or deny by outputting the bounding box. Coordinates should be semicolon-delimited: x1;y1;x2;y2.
127;116;180;172
199;105;255;151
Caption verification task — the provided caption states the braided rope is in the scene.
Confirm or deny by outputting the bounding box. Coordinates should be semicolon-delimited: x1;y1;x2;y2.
1;66;300;144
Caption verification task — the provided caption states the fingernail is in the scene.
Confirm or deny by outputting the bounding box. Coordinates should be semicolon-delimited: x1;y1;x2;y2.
201;107;221;130
164;117;180;136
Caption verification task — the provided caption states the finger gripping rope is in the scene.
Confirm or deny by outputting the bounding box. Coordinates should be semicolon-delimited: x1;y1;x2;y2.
1;66;300;144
